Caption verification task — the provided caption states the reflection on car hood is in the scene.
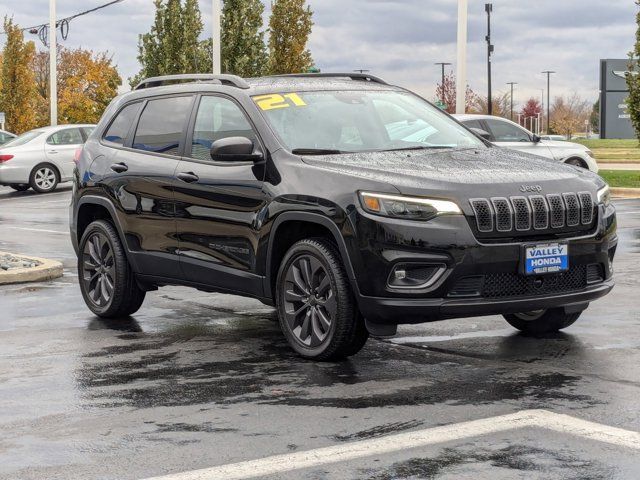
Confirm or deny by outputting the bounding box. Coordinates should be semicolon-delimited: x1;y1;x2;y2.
301;147;601;195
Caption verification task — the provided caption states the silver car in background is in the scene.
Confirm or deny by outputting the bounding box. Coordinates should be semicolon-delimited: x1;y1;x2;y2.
0;129;16;145
0;124;95;193
454;114;598;172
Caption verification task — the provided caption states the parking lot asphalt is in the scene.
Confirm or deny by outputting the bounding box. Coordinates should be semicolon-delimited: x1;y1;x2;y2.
0;185;639;480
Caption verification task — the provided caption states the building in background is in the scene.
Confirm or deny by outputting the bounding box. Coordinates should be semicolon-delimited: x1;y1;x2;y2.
599;59;637;139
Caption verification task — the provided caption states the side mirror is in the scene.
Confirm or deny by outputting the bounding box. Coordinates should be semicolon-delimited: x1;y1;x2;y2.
532;134;541;143
469;127;492;141
210;136;263;162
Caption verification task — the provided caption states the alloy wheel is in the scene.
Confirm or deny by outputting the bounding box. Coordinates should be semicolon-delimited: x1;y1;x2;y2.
34;167;56;191
81;232;115;307
283;254;336;347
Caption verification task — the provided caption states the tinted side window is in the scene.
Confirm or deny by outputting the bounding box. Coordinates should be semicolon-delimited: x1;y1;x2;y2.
47;128;83;145
485;119;531;142
190;96;256;161
462;119;484;130
133;96;193;155
103;103;141;146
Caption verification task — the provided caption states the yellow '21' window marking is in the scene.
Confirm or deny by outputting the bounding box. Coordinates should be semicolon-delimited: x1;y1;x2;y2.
254;93;307;111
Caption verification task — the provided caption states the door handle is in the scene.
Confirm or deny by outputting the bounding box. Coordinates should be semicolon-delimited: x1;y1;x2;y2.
177;172;199;183
110;162;128;173
48;150;58;154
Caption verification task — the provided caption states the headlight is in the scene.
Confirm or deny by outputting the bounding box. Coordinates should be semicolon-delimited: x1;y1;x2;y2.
597;185;611;206
359;192;462;221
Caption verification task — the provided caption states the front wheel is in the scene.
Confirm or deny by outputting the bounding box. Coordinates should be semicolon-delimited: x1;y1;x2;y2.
275;238;368;361
503;308;583;334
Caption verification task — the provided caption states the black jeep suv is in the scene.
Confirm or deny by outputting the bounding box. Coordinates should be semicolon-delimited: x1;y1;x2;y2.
70;73;617;360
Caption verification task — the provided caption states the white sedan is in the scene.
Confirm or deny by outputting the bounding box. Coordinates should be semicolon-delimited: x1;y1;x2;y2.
0;124;95;193
454;114;598;172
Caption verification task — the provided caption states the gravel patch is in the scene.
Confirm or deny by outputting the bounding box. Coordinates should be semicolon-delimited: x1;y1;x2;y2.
0;253;42;271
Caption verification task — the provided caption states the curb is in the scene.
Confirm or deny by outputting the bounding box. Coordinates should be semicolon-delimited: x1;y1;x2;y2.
611;187;640;199
0;251;64;285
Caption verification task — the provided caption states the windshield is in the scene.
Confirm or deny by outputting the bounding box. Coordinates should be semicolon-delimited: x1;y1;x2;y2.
3;130;44;148
253;90;484;153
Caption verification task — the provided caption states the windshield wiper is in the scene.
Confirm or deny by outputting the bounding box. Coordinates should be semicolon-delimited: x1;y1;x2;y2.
291;148;343;155
382;145;455;152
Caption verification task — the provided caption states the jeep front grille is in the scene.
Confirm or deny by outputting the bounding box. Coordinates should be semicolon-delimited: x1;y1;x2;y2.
469;192;596;238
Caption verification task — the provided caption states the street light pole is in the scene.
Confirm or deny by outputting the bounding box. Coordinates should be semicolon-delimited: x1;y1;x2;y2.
455;0;468;114
49;0;57;126
506;82;517;120
212;0;221;74
435;62;451;104
542;70;555;134
485;3;493;115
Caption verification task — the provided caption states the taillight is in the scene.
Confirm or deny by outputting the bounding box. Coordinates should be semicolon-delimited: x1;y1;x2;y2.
73;147;82;165
0;154;13;163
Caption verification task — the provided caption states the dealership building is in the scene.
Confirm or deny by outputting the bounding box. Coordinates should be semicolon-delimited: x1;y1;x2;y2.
600;59;637;139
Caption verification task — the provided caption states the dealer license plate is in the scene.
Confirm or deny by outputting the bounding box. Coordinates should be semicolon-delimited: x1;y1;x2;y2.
524;243;569;275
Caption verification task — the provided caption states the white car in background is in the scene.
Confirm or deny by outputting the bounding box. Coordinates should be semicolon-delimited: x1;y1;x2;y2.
454;114;598;172
0;129;16;145
0;124;95;193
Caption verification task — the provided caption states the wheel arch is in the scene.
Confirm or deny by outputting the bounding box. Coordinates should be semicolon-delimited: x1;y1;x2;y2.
563;156;589;169
76;195;137;270
264;212;359;301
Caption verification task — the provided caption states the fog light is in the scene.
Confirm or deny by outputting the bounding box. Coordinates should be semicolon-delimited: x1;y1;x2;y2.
388;263;446;289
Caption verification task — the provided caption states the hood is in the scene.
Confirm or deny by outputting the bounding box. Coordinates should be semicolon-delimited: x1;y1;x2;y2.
301;147;603;198
540;140;588;151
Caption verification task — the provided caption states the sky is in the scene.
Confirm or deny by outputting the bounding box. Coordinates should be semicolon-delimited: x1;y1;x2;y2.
0;0;636;107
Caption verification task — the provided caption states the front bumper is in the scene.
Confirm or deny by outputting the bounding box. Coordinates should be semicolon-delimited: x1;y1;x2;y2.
347;203;617;325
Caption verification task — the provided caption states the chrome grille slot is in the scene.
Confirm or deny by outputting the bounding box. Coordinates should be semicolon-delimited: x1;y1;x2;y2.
563;193;580;227
491;198;513;232
547;194;565;228
579;192;594;225
511;197;531;231
470;199;493;232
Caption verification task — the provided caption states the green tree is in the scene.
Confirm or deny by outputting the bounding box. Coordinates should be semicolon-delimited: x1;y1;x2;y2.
268;0;314;75
130;0;212;88
222;0;268;76
590;98;600;134
1;18;38;133
626;1;640;141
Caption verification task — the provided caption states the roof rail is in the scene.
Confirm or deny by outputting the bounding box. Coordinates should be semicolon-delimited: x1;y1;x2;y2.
274;72;389;85
134;74;250;90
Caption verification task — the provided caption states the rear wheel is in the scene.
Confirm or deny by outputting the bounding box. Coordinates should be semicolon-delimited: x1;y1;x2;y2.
9;184;30;191
78;220;146;318
30;163;59;193
503;308;582;334
275;238;368;361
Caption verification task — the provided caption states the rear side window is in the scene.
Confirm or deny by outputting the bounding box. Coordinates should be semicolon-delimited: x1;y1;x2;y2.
47;128;83;145
133;96;193;156
103;103;141;146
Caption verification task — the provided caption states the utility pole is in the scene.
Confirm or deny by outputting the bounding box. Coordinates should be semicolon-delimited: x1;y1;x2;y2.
506;82;517;120
435;62;451;103
485;3;493;115
212;0;221;74
49;0;57;126
456;0;468;114
542;70;555;133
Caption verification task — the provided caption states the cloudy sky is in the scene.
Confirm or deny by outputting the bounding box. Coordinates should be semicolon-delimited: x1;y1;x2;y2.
0;0;636;106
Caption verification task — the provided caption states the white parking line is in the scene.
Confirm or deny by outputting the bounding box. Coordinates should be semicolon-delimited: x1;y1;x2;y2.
142;409;640;480
5;226;67;235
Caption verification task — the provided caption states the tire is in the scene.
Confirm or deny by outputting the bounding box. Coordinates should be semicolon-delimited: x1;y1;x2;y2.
503;308;582;335
30;163;59;193
78;219;146;318
565;157;587;169
9;184;30;191
275;238;368;361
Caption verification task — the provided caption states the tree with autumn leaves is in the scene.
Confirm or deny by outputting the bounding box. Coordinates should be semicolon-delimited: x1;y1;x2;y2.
1;17;121;132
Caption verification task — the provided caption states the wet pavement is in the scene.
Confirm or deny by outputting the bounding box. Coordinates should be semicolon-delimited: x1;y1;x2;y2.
0;185;639;479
